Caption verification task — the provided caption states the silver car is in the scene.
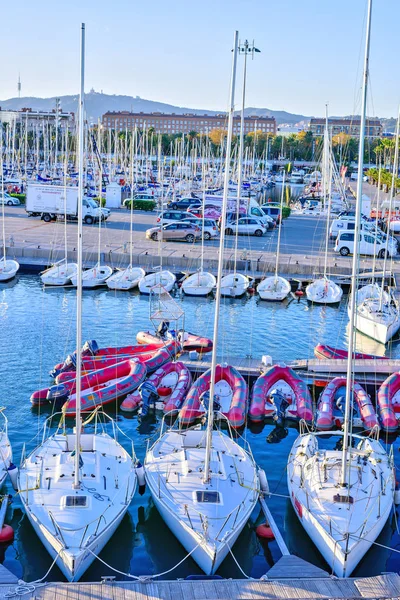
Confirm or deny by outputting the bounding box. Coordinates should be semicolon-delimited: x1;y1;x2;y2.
146;222;201;242
0;192;20;206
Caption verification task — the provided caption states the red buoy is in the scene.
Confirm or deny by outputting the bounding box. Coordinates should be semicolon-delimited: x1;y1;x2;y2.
248;287;255;294
295;290;304;297
157;386;172;397
256;523;275;540
0;525;14;543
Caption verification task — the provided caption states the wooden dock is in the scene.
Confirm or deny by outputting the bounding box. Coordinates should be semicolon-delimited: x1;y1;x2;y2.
1;571;400;599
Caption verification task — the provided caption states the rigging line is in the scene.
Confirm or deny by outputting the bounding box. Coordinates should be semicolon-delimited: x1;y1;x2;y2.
85;540;202;581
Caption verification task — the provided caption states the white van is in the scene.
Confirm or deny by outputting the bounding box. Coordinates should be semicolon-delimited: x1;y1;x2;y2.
334;231;398;258
330;218;379;239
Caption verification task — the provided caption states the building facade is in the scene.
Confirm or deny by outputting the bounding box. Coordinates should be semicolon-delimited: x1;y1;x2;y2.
0;106;74;130
102;111;276;136
309;117;382;138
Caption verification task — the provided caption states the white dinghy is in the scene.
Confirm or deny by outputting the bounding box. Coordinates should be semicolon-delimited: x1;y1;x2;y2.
306;108;342;305
181;270;216;296
145;34;259;575
258;275;291;301
306;277;343;304
18;27;138;581
0;257;19;282
71;263;113;288
220;272;249;297
41;259;78;286
139;269;176;294
258;172;290;301
107;265;145;291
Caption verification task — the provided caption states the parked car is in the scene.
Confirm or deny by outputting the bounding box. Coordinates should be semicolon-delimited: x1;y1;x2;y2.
146;222;201;243
123;193;155;208
334;231;397;258
225;217;267;237
0;192;20;206
157;210;190;224
181;217;219;239
167;197;201;210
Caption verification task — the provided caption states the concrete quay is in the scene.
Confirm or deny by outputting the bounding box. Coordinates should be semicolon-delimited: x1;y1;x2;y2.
5;239;394;283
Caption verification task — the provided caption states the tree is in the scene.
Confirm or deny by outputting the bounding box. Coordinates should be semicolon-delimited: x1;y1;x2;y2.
208;128;227;146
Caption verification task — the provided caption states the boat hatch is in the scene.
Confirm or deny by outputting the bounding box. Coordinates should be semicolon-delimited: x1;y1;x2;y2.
196;491;220;503
64;495;88;507
333;494;354;504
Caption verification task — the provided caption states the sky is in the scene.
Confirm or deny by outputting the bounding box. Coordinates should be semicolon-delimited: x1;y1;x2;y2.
2;0;399;118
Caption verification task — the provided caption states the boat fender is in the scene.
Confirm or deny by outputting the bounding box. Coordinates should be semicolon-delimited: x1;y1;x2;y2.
258;468;269;494
295;290;304;297
0;524;14;544
395;481;400;505
248;287;255;294
7;463;18;491
136;462;146;496
256;523;274;540
189;351;198;361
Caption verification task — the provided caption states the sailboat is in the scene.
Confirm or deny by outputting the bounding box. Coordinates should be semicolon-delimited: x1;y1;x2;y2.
139;137;176;295
41;128;78;286
220;42;250;299
70;117;112;288
182;160;216;296
107;129;145;290
287;2;394;577
18;25;138;581
257;172;290;300
145;32;259;575
306;108;343;304
351;113;400;344
0;140;19;282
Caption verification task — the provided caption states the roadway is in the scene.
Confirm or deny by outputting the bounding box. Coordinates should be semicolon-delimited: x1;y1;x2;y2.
2;206;330;258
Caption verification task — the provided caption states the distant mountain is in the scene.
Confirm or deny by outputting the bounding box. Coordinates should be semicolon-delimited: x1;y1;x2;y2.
0;91;311;126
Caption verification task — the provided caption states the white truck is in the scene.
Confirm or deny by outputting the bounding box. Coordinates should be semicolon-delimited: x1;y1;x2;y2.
26;184;110;224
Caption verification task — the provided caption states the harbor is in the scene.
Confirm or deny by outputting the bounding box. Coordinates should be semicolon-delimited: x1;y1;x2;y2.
2;0;400;597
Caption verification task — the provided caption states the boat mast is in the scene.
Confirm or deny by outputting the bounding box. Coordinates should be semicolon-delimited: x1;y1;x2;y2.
204;31;238;484
341;0;372;487
380;105;400;301
0;133;6;263
274;171;285;282
74;22;85;490
322;105;331;279
129;127;136;267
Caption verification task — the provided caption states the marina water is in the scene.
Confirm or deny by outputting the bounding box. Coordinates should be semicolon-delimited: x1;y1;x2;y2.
1;274;400;581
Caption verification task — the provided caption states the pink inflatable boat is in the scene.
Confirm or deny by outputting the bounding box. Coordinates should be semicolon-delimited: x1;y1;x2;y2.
314;344;385;361
137;330;213;353
315;377;378;432
62;359;147;417
377;372;400;432
179;364;248;428
51;341;168;377
53;341;180;379
120;361;192;413
249;365;313;423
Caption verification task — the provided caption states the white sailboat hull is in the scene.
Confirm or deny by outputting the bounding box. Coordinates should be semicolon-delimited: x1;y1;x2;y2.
41;262;78;286
181;272;216;296
258;276;291;301
23;499;128;581
0;258;19;282
220;273;249;297
145;429;258;575
70;265;113;288
289;493;392;578
106;266;145;290
139;270;176;294
306;278;343;304
287;432;394;578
